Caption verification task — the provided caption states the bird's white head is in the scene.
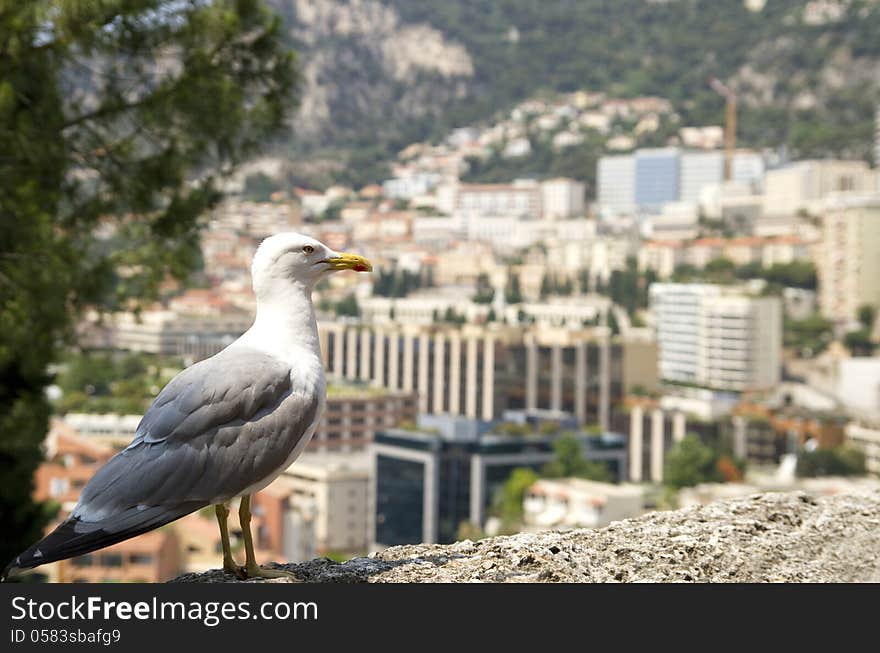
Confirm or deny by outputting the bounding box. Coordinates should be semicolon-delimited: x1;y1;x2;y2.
251;232;372;301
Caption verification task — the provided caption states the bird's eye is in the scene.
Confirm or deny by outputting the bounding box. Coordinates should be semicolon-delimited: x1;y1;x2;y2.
303;245;314;255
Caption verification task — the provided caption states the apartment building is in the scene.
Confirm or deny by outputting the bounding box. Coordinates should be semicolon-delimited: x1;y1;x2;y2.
279;452;372;557
317;320;659;428
763;160;876;217
818;194;880;323
314;385;418;452
650;283;782;392
597;154;637;216
59;532;181;583
110;309;252;361
455;180;541;218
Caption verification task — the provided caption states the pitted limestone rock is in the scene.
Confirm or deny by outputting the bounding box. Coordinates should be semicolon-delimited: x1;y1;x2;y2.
171;491;880;583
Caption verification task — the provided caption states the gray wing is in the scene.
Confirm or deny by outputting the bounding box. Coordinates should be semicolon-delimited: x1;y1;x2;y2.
8;346;320;572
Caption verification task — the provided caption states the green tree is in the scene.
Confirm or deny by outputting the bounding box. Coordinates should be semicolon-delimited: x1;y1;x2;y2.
539;273;552;299
857;304;877;331
541;433;612;482
663;434;720;490
472;272;494;304
492;467;539;526
762;261;817;290
0;1;297;569
844;329;875;357
243;172;280;202
784;313;833;356
505;270;523;304
796;447;866;478
334;294;359;317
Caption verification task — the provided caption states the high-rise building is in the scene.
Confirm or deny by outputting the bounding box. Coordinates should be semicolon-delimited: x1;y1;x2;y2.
370;420;628;547
597;154;637;216
763;160;876;217
317;321;658;428
679;151;724;205
540;177;585;219
455;180;542;218
313;385;418;452
279;452;372;558
818;195;880;323
634;148;681;212
598;148;766;218
650;283;782;392
107;309;252;361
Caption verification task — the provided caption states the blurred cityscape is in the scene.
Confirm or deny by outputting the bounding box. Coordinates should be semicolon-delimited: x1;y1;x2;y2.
26;55;880;584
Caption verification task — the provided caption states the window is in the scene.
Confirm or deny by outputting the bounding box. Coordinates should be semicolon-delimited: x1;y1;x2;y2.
49;477;68;498
100;554;123;567
70;555;93;568
129;553;153;565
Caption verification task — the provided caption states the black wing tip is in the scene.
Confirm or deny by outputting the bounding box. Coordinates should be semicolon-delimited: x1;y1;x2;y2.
2;559;22;582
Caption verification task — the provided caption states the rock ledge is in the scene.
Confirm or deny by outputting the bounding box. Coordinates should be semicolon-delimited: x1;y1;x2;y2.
171;491;880;583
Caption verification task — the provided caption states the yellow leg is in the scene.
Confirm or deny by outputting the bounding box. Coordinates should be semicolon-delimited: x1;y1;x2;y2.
239;495;297;580
214;503;241;575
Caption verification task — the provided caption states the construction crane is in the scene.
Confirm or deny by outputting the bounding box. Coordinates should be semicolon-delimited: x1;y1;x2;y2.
709;77;737;181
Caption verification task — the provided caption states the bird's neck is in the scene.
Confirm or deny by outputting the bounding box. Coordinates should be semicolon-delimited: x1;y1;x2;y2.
241;282;321;363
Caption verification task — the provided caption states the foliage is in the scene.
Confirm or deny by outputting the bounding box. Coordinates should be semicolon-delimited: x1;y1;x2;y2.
541;434;613;483
441;307;467;325
391;0;880;166
494;422;532;437
600;258;653;316
759;261;817;291
299;0;880;188
504;270;523;304
784;313;833;357
334;294;360;318
53;352;183;415
716;455;744;483
243;173;281;202
472;273;495;304
491;467;539;526
663;435;721;490
539;273;574;299
372;268;426;298
844;329;875;357
858;304;877;331
0;0;296;568
796;447;867;478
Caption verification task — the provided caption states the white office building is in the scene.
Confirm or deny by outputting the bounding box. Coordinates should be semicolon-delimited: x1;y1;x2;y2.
650;283;782;392
540;177;585;219
763;160;876;217
597;155;637;217
818;194;880;323
680;151;724;205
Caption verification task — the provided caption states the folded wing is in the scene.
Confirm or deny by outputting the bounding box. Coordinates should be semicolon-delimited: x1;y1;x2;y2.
6;346;319;575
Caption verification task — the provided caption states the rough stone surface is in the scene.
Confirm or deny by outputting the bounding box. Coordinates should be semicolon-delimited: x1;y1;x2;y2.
171;491;880;583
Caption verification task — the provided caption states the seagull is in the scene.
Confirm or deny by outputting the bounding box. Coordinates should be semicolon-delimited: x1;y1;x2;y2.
4;233;371;580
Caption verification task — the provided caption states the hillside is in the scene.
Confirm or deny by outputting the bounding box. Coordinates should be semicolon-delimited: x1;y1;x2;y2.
267;0;880;188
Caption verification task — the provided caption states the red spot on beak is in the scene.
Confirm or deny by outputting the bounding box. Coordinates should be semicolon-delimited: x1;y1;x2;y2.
354;264;368;272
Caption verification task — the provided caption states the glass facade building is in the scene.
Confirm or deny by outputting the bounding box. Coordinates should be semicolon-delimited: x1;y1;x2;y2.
635;148;681;212
372;423;628;547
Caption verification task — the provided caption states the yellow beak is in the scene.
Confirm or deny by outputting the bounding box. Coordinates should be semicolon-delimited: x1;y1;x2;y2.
325;252;373;273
